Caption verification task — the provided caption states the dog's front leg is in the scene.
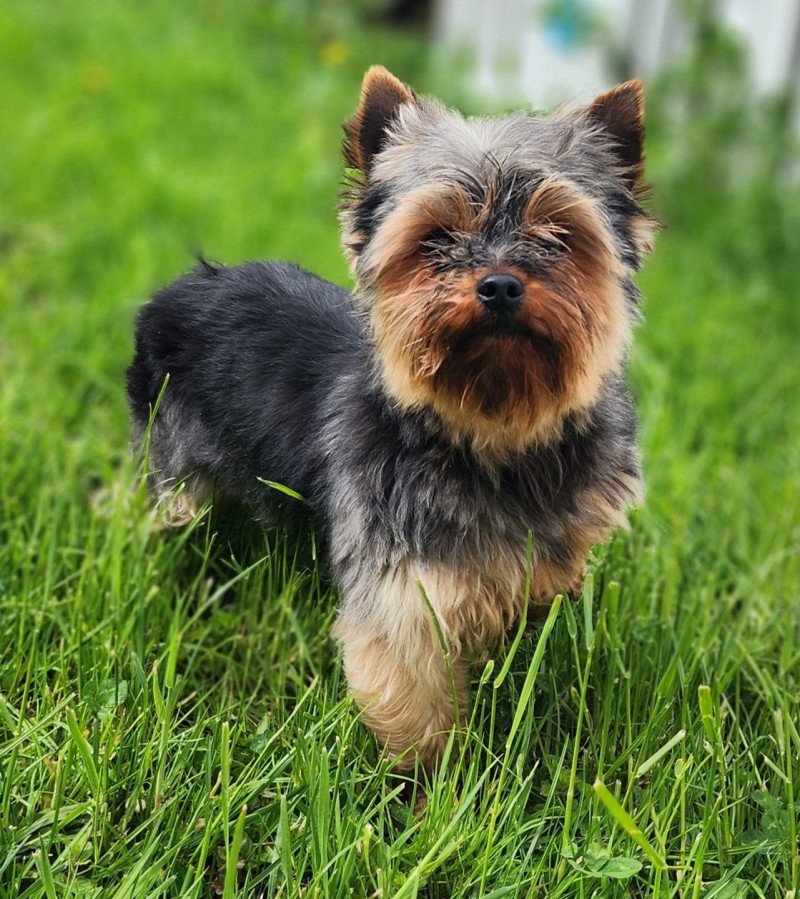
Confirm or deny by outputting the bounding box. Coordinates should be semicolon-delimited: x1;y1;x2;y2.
333;563;468;771
336;623;468;771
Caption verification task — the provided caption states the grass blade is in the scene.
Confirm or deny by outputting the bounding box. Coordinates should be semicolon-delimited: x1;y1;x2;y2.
224;803;248;899
593;779;666;870
65;709;100;797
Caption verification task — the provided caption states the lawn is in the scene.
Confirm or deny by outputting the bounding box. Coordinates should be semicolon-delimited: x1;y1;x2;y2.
1;1;799;896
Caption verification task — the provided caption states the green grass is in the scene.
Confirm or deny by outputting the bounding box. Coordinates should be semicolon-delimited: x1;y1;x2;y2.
1;1;799;896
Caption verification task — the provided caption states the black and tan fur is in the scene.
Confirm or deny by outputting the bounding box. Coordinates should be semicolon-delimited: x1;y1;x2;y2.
127;67;655;770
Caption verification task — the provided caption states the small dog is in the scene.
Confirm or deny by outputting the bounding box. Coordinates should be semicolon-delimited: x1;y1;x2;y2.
127;67;655;770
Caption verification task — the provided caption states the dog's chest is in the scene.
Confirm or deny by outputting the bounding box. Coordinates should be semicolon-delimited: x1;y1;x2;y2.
372;442;570;567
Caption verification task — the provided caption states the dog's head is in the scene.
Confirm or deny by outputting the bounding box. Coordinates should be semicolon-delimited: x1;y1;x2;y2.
340;67;656;455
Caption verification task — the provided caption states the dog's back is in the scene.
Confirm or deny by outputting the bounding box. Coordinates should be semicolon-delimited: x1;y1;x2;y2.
127;259;362;522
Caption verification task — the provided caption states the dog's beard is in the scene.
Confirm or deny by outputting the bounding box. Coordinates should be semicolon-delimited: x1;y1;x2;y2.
368;261;627;447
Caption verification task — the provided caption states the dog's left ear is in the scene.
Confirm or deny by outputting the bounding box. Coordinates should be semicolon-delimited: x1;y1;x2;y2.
586;81;645;189
344;66;417;176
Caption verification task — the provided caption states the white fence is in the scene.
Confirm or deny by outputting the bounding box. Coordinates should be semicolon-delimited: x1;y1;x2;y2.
435;0;800;123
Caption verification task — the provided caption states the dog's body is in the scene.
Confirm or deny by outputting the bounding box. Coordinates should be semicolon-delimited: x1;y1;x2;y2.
128;68;655;768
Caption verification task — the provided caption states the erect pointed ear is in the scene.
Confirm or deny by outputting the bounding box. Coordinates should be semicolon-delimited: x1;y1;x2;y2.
586;80;645;189
343;66;417;176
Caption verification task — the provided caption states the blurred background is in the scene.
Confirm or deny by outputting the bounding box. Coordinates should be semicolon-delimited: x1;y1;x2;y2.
438;0;800;119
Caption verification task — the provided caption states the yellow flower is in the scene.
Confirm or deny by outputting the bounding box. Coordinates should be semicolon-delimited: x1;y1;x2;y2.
321;40;348;67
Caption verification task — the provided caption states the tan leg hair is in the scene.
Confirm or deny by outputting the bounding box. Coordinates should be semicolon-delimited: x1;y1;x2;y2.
333;547;593;770
333;562;474;770
337;624;468;771
332;459;641;770
151;474;211;530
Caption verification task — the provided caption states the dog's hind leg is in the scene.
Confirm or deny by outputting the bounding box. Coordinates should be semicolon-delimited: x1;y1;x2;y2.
151;473;213;528
132;401;215;529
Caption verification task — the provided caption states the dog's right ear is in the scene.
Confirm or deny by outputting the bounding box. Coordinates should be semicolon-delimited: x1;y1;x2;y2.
343;66;417;176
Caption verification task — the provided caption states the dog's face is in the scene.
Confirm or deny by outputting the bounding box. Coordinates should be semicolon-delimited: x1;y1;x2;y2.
341;67;656;453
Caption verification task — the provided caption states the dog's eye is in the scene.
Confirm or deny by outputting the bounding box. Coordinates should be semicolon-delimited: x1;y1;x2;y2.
530;225;569;257
421;228;452;250
538;233;567;253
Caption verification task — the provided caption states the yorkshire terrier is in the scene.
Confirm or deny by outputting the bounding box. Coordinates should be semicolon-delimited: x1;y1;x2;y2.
127;67;655;770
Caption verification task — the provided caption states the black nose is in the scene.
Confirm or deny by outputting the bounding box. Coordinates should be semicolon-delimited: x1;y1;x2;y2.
476;273;525;313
